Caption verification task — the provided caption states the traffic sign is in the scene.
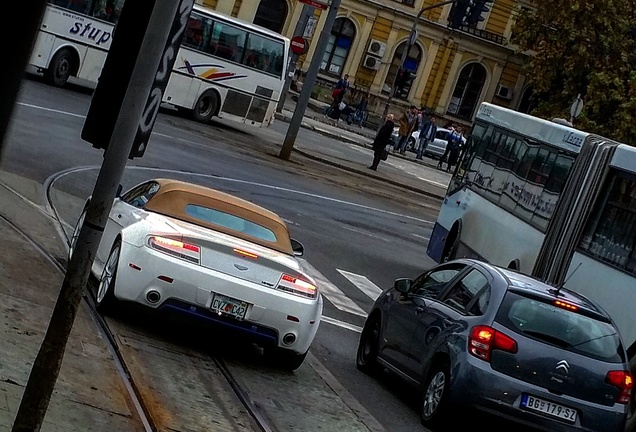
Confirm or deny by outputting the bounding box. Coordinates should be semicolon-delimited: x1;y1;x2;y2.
290;36;309;55
570;94;583;119
298;0;328;10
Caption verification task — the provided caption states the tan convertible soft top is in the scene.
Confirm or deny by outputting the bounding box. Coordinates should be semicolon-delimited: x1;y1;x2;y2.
144;179;293;254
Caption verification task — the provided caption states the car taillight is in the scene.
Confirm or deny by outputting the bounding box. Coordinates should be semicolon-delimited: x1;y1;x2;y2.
554;300;578;312
606;371;633;404
469;325;518;362
148;236;201;265
277;274;317;299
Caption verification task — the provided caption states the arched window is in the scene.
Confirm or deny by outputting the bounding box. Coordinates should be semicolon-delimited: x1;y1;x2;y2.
518;86;537;114
382;42;423;99
321;17;356;76
447;63;487;119
253;0;288;33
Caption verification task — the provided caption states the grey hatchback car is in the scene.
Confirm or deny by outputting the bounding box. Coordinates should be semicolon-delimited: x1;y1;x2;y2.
356;259;633;431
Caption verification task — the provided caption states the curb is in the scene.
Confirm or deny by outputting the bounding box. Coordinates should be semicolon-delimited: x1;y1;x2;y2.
292;147;444;200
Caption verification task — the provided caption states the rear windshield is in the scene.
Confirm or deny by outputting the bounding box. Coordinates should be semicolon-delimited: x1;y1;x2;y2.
185;204;277;243
496;292;625;363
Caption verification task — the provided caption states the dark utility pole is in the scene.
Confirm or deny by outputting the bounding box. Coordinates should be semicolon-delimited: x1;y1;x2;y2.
379;0;455;132
10;1;192;431
279;0;342;160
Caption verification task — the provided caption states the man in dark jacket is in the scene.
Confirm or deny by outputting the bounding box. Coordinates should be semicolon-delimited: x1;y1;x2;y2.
369;114;395;170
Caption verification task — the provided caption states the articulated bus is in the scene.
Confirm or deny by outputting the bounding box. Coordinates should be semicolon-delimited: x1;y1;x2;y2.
427;102;636;350
28;0;290;127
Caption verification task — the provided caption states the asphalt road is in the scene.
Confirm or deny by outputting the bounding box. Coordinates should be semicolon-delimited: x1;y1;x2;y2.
3;76;534;432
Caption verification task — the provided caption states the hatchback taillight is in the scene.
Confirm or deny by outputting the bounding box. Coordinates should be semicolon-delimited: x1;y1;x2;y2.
606;370;633;404
469;325;518;362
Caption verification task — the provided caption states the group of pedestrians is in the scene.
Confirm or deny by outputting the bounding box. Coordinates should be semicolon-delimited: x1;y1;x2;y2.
325;74;368;127
369;110;465;172
323;74;466;172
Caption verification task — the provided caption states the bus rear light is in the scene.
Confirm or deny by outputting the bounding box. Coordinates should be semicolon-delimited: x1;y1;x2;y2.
277;274;317;299
469;325;518;362
148;236;201;265
606;371;633;404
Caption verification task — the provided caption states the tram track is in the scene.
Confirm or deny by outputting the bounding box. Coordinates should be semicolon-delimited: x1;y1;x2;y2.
0;174;277;432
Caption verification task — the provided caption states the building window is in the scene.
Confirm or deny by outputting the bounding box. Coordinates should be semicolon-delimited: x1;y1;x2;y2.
382;41;422;99
447;63;487;120
253;0;288;33
321;17;356;76
393;0;416;6
518;86;537;114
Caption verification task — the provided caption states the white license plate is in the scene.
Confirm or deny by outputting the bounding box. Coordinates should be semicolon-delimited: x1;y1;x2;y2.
211;293;248;320
521;394;577;423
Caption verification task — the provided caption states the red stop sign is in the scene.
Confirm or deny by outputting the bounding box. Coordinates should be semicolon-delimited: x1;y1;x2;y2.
290;36;309;55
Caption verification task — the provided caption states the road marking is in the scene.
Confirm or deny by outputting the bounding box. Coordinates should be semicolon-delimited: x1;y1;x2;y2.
340;225;389;242
337;269;384;301
299;260;367;317
320;315;362;333
412;233;430;241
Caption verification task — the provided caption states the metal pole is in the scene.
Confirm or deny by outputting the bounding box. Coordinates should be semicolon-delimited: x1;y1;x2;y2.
0;0;47;162
10;1;185;430
279;0;342;160
276;4;313;113
378;0;455;133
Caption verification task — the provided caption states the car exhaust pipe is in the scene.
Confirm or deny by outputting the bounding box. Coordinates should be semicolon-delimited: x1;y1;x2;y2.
282;333;296;345
146;290;161;304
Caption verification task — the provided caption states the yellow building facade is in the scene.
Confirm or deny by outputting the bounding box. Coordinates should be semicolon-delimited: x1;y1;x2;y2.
196;0;532;128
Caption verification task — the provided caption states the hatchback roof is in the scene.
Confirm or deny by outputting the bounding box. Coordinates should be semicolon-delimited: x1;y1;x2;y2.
496;266;611;321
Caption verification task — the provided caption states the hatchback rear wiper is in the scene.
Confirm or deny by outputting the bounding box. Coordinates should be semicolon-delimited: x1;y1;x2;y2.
521;330;572;348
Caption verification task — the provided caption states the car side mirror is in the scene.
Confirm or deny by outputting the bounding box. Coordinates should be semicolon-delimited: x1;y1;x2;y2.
116;184;123;198
290;238;304;257
394;278;412;294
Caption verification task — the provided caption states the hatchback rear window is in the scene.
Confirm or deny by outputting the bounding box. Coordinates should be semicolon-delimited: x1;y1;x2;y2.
496;292;625;362
185;204;277;242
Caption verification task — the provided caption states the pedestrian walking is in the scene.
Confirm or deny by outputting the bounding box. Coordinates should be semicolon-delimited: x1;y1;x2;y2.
394;105;418;155
325;74;350;120
369;114;395;171
416;115;438;160
438;125;464;172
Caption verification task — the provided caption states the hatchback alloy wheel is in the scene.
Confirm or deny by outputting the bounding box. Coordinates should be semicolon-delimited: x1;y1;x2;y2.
420;363;450;426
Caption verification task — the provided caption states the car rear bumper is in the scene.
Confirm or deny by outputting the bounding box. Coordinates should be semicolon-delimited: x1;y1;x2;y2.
114;243;322;354
450;355;627;432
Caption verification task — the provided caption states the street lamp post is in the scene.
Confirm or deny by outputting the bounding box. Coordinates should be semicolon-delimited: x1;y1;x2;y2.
378;0;455;132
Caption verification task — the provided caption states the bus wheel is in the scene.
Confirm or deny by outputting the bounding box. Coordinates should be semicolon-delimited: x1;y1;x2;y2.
507;259;520;271
192;91;219;123
442;220;462;262
44;48;76;87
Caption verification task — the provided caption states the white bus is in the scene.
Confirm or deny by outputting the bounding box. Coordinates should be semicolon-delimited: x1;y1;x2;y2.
28;0;290;127
427;102;636;350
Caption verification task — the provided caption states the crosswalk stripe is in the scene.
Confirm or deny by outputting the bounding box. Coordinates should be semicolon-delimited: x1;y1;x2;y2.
337;269;384;301
320;315;362;333
298;260;367;317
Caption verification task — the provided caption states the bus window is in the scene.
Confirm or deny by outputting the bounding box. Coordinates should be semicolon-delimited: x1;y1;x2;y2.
243;34;285;77
184;14;213;52
580;170;636;273
92;0;123;23
210;22;246;62
51;0;90;14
